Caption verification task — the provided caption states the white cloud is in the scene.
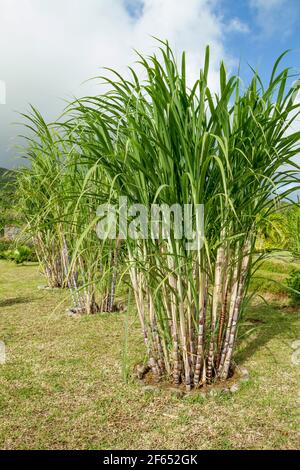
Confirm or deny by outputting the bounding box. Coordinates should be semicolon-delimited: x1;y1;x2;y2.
0;0;236;168
227;18;250;34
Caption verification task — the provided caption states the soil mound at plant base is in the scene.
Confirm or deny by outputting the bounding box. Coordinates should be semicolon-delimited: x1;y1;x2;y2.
135;364;249;397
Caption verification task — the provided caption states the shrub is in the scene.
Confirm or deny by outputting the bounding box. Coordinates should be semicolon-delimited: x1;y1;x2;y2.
0;239;12;253
286;270;300;303
0;245;37;264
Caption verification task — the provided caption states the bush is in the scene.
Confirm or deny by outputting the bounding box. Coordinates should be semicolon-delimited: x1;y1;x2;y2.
0;244;37;264
286;270;300;303
0;239;12;253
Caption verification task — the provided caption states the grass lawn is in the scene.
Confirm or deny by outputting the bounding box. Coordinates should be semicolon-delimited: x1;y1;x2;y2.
0;260;299;450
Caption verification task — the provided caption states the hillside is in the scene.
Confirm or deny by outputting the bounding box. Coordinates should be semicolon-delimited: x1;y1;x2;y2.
0;167;15;183
0;167;18;231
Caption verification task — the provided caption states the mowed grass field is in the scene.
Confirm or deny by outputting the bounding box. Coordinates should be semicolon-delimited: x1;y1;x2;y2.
0;259;299;450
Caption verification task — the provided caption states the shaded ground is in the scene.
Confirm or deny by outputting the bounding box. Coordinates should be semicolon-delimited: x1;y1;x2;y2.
0;260;299;450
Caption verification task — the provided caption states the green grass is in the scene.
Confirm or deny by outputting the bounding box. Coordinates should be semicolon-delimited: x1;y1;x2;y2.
0;260;299;450
250;256;300;297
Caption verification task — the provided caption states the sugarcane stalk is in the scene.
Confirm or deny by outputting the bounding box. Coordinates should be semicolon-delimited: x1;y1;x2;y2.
218;243;240;375
128;248;160;378
216;273;230;368
148;291;165;375
220;239;251;379
177;270;191;390
193;270;207;385
207;241;225;383
166;248;181;385
107;240;120;312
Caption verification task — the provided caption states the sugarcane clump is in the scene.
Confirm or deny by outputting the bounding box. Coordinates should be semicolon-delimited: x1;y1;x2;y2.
18;41;300;389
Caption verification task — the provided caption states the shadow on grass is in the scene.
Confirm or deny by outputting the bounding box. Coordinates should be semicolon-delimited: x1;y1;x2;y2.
15;262;39;268
0;297;34;308
236;303;299;365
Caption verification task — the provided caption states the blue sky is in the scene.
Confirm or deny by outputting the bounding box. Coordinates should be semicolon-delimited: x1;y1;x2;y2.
0;0;300;168
124;0;300;85
221;0;300;83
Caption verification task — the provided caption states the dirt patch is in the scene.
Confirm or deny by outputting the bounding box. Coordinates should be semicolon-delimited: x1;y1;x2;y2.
135;364;249;397
280;305;300;314
247;318;266;324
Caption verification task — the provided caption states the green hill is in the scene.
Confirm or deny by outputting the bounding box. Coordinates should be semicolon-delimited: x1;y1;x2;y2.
0;167;7;178
0;168;16;193
0;167;18;232
0;167;14;182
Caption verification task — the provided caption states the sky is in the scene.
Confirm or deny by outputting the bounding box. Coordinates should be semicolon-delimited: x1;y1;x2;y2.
0;0;300;168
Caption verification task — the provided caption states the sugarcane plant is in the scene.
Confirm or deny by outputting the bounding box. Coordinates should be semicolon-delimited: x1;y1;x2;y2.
62;144;121;314
17;107;121;313
67;41;300;389
16;108;72;288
